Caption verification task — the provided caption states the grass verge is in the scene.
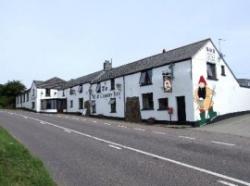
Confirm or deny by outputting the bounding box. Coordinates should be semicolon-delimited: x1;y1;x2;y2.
0;126;56;186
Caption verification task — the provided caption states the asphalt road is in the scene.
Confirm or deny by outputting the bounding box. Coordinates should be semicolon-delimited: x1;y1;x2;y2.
0;110;250;186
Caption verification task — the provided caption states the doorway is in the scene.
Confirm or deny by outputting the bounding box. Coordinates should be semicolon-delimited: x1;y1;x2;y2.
125;97;141;122
176;96;186;122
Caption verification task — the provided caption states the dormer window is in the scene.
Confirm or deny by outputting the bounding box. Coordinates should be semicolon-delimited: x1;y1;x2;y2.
111;79;115;90
139;69;152;86
79;85;83;93
45;89;50;97
70;88;75;95
96;83;101;93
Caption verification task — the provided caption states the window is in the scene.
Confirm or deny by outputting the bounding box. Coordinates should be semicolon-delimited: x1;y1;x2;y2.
70;100;73;108
41;99;57;110
46;89;51;97
109;98;116;113
79;85;83;93
91;101;96;113
207;62;217;80
111;79;115;90
70;88;75;95
158;98;168;110
79;98;84;109
27;92;29;102
32;102;35;109
221;65;226;76
32;89;35;96
62;90;65;97
139;69;152;86
96;83;101;93
23;94;25;102
142;93;154;110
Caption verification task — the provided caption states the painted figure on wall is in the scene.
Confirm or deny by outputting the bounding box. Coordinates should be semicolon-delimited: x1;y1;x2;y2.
194;76;217;125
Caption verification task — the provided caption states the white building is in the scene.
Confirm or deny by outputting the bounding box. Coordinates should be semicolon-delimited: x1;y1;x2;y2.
16;77;67;113
16;38;250;126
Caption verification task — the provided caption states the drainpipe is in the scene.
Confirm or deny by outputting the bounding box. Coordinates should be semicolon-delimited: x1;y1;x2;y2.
123;76;126;119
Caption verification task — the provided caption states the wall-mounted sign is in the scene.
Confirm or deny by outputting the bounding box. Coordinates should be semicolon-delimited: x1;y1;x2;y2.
91;91;121;100
206;47;216;63
163;74;172;92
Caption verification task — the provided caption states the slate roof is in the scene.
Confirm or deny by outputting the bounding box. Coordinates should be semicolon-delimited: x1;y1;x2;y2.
45;38;210;89
35;77;66;89
33;80;44;87
91;38;210;83
63;70;105;89
238;79;250;88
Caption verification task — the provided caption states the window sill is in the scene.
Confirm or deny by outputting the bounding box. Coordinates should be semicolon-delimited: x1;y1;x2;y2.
221;74;226;76
110;111;117;113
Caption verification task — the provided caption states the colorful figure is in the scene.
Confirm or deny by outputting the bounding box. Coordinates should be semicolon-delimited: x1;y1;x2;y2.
194;76;217;125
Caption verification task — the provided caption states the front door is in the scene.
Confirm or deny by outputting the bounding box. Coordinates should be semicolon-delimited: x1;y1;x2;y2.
176;96;186;122
125;97;141;123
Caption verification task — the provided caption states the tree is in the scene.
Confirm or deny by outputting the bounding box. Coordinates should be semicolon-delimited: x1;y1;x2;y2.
0;81;26;108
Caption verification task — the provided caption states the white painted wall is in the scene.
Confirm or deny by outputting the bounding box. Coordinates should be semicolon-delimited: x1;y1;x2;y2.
63;83;91;113
16;40;250;123
192;41;250;121
125;60;194;122
16;82;65;113
90;77;125;118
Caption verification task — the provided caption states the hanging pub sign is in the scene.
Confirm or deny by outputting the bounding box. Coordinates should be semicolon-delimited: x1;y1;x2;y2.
163;73;172;92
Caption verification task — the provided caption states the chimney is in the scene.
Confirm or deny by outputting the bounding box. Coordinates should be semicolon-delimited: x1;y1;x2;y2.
103;60;112;71
162;49;166;53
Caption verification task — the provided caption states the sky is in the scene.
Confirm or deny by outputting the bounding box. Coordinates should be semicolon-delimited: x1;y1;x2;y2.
0;0;250;87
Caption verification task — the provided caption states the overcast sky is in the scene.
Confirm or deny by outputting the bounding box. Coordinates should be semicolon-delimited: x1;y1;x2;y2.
0;0;250;87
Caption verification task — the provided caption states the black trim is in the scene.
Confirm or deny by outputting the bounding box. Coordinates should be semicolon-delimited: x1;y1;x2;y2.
141;108;154;111
208;110;250;124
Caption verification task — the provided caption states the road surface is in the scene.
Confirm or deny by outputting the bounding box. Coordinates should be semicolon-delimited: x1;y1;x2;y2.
0;110;250;186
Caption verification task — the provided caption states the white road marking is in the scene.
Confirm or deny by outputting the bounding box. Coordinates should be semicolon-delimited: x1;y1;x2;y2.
40;121;48;125
92;120;97;123
134;128;145;131
4;112;250;186
23;116;28;119
152;131;166;135
104;123;111;126
109;144;122;150
178;136;196;140
64;128;72;133
118;125;127;128
218;180;238;186
212;141;235;147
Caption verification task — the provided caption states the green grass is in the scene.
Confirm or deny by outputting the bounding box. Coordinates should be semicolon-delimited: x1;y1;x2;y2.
0;126;56;186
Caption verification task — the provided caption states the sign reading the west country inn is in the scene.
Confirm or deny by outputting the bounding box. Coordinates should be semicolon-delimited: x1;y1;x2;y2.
91;91;121;100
